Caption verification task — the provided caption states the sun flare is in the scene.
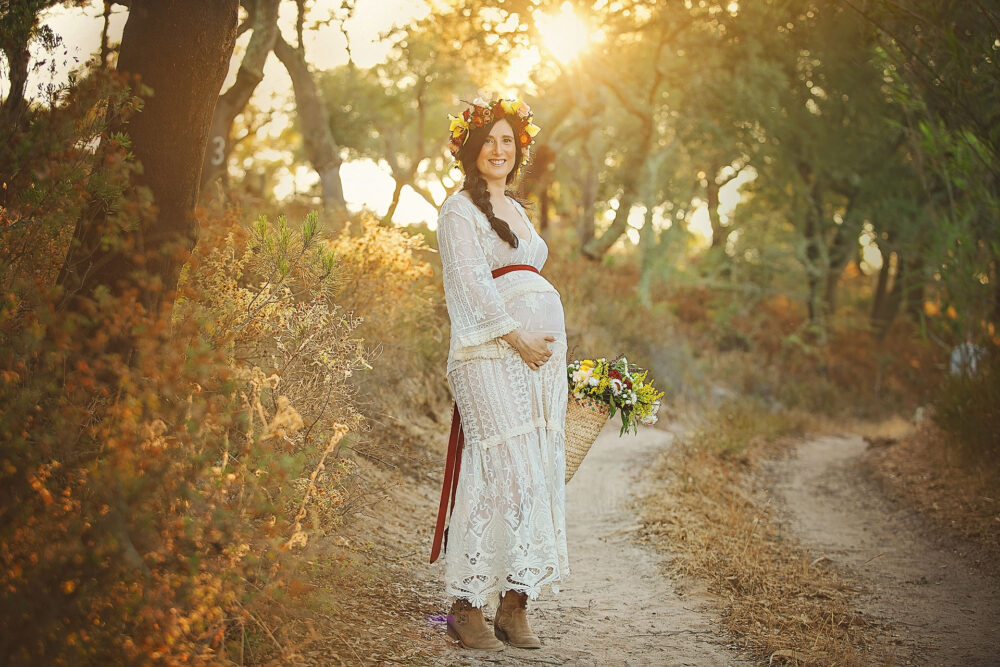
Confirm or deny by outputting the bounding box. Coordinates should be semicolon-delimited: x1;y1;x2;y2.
535;2;596;64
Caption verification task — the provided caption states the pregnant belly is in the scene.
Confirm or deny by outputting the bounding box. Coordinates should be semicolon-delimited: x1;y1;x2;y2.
505;290;566;340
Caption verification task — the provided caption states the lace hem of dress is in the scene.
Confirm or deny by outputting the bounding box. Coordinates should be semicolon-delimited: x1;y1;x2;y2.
446;575;569;611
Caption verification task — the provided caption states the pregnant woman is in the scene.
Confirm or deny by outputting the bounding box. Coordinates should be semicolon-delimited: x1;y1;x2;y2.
430;97;569;651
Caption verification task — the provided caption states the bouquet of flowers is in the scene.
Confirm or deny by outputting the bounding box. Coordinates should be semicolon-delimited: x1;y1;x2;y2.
567;356;663;436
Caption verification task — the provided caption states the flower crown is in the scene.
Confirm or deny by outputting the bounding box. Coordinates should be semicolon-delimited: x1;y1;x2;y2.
447;97;541;172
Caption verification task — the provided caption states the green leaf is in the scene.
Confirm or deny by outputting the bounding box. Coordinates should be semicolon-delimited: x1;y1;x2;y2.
302;211;318;246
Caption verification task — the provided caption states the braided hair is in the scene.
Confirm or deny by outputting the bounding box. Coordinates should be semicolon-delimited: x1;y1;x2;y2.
458;117;527;249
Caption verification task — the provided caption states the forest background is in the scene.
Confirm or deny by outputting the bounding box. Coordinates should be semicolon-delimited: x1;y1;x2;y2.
1;0;997;663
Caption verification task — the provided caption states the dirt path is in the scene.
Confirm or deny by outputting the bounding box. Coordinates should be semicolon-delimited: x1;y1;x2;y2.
425;423;747;665
768;434;1000;666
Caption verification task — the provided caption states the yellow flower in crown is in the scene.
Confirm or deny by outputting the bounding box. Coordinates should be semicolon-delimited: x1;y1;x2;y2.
448;114;469;138
446;96;541;171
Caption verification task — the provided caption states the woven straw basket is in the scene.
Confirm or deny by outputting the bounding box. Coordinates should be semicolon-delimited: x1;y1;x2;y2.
564;394;610;483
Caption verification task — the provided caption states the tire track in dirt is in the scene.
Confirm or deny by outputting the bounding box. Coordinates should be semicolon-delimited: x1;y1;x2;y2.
768;434;1000;666
429;423;747;666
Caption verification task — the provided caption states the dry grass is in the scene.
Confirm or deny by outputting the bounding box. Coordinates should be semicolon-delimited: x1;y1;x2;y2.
638;404;892;665
865;419;1000;579
230;454;447;666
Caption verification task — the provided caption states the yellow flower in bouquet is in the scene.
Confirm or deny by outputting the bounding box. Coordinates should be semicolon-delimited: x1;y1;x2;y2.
567;356;664;435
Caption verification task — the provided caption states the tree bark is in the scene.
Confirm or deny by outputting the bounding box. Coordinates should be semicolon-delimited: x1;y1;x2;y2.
870;249;906;340
577;151;597;246
200;0;280;190
902;254;925;321
707;163;743;249
884;254;905;337
582;124;651;259
273;33;348;222
384;179;405;224
99;0;113;67
870;247;893;337
706;168;723;249
583;190;637;260
0;1;44;139
58;0;239;314
803;212;823;325
822;213;857;317
637;204;656;308
797;163;827;329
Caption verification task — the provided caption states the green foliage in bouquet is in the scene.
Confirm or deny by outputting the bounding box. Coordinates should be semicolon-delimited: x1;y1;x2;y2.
567;357;664;436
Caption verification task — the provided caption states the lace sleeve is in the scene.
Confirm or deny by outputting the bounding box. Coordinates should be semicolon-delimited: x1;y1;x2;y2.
438;198;520;349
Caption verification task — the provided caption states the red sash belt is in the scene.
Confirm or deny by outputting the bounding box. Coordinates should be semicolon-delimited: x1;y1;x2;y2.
429;263;540;564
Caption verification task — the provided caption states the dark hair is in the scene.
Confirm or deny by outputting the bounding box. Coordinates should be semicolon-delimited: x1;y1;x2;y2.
458;116;526;249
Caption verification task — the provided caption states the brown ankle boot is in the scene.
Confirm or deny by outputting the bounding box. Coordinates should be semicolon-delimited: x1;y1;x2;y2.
493;590;541;648
446;599;504;650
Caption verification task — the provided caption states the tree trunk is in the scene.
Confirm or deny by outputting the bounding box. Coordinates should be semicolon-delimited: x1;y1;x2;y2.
0;2;38;140
803;215;823;326
578;156;597;247
707;168;724;249
870;249;905;339
800;174;828;331
707;163;744;250
99;0;113;67
581;113;654;259
200;0;280;190
637;204;656;308
884;255;905;336
903;255;925;321
539;185;550;234
384;179;405;224
273;33;348;223
58;1;239;314
822;222;855;318
583;39;664;260
583;191;636;260
870;247;893;337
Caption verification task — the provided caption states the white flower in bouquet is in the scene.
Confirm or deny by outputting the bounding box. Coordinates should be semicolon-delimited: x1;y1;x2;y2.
640;400;661;425
610;378;623;394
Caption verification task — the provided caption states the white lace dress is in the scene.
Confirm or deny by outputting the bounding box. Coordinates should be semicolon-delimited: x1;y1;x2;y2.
437;193;569;608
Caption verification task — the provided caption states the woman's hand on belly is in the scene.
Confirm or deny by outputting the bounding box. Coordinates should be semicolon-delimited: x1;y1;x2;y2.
501;328;556;371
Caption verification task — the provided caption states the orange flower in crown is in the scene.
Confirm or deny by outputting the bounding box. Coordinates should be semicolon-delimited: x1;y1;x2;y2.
447;96;541;171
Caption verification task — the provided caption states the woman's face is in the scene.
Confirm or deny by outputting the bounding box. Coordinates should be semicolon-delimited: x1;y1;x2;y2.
475;118;517;184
